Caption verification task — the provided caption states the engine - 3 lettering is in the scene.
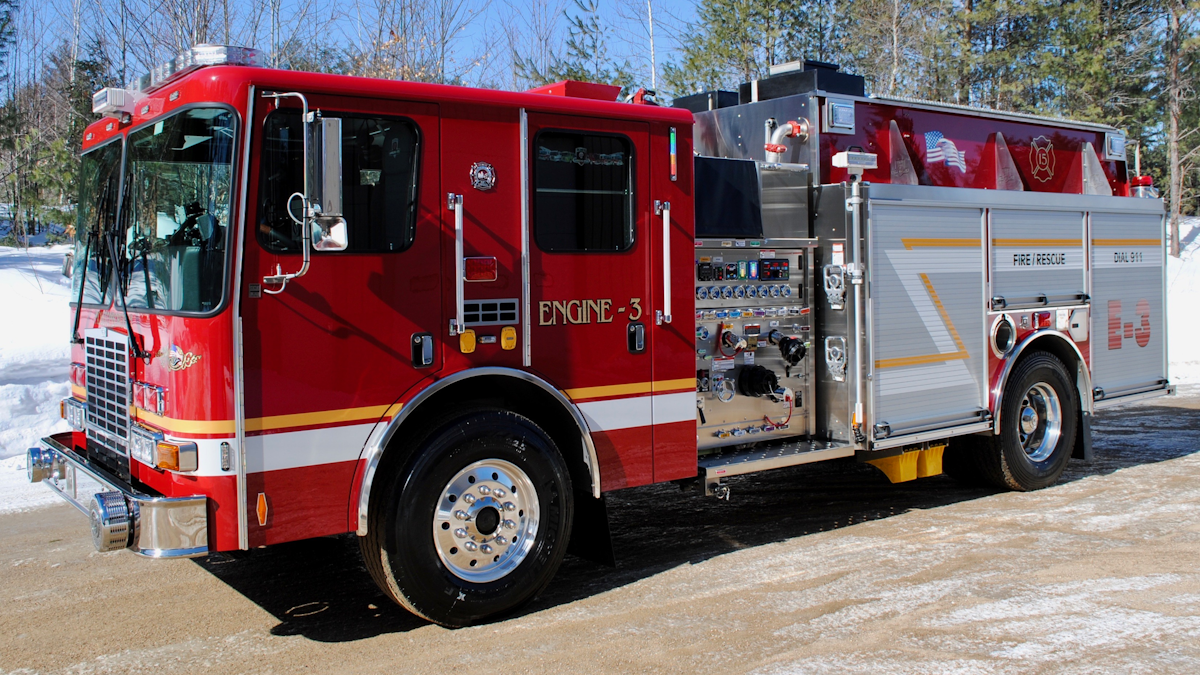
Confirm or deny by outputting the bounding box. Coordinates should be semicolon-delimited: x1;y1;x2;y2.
1012;252;1068;266
538;299;614;325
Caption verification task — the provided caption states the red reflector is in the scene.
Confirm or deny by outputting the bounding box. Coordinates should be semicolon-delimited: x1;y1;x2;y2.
1035;312;1053;329
464;257;498;282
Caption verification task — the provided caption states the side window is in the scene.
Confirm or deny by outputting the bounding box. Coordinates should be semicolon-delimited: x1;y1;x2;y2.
258;110;420;253
534;131;634;252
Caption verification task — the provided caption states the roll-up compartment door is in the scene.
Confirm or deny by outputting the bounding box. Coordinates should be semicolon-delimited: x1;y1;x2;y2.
868;201;988;439
990;209;1086;308
1090;212;1167;401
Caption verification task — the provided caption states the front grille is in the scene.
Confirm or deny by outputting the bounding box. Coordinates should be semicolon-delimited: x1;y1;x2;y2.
85;331;130;482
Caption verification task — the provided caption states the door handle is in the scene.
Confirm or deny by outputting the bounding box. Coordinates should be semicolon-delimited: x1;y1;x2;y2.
655;200;672;324
411;332;434;367
448;193;464;335
627;322;646;354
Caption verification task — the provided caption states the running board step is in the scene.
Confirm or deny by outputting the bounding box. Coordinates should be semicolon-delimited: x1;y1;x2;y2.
698;440;854;497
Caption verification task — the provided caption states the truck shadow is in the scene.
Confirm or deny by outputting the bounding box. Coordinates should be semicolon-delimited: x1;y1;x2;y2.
194;401;1200;643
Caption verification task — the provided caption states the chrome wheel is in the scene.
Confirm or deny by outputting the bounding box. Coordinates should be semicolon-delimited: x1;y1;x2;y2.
433;458;539;583
1018;382;1062;463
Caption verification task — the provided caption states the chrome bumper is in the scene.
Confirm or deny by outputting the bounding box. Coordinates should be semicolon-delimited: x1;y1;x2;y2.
27;434;209;559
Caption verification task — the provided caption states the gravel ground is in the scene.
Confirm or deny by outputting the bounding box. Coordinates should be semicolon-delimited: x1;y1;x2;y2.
1;390;1198;674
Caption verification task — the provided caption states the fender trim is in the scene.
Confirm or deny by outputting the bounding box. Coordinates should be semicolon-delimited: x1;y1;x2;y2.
992;329;1092;435
355;367;600;536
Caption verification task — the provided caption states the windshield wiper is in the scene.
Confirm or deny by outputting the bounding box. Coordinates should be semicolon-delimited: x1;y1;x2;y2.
104;231;152;362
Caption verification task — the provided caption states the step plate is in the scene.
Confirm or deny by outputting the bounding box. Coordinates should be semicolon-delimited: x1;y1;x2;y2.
698;440;854;489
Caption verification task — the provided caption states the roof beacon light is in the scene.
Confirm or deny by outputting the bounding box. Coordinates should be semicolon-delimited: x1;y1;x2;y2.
92;87;139;118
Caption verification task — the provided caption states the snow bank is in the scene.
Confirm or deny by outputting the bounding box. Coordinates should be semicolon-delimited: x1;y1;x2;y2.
1168;217;1200;383
0;245;73;465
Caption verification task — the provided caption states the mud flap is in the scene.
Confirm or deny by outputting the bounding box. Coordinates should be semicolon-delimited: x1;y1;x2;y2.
1072;409;1093;462
567;492;615;567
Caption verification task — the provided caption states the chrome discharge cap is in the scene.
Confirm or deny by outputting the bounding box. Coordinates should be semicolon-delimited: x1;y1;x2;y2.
89;492;133;552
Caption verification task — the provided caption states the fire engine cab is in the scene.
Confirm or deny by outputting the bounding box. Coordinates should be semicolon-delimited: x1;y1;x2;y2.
27;46;1170;626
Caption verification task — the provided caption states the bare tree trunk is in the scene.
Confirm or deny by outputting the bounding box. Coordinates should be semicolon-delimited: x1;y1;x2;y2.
1168;0;1184;258
889;0;900;95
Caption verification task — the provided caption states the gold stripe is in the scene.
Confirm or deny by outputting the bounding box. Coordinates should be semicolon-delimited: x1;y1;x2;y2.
135;409;236;435
246;405;392;432
876;350;970;369
562;378;696;400
901;238;981;249
874;273;969;370
71;384;86;398
1092;238;1160;246
992;238;1082;246
135;404;392;435
653;378;697;392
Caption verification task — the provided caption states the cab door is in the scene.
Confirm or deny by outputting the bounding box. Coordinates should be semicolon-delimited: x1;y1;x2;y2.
526;113;654;490
241;92;441;545
439;103;523;371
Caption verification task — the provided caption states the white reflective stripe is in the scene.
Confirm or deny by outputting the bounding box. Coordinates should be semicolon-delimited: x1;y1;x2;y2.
577;392;695;432
245;423;373;473
651;391;695;425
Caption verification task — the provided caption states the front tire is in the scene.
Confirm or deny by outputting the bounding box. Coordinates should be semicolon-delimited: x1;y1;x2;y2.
360;409;573;627
978;352;1078;491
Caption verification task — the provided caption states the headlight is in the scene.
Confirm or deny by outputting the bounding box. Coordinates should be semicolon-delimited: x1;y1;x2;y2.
62;398;87;431
129;424;164;467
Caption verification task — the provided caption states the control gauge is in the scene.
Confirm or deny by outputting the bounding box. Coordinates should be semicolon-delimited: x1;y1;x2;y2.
781;285;793;297
720;286;733;299
743;285;754;298
734;285;746;299
696;286;709;300
769;285;781;297
708;286;720;299
757;285;769;298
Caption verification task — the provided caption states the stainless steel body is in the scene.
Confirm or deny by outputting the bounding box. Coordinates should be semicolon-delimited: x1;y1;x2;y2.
693;240;816;450
814;182;1169;452
27;434;209;558
694;95;821;168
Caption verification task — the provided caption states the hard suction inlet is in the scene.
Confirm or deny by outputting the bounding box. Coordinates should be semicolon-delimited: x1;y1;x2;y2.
779;337;806;376
737;365;779;397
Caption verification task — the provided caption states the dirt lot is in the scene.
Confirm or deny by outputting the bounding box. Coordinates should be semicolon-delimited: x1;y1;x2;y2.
2;391;1199;674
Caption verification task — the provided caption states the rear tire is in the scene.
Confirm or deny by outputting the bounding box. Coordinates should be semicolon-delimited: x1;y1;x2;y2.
359;409;572;627
978;352;1078;491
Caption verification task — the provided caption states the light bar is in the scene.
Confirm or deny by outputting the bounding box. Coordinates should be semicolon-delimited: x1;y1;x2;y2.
122;44;263;96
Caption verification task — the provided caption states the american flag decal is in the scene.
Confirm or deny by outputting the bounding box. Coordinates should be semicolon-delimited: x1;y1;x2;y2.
925;131;967;172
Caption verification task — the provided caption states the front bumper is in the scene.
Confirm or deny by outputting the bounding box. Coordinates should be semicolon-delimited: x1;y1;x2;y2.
27;433;209;558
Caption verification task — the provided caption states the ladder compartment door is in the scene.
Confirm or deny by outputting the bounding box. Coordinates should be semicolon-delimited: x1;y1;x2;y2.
1090;212;1168;401
869;201;988;439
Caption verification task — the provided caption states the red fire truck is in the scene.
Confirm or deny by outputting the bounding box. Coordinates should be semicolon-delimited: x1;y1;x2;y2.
27;46;1169;626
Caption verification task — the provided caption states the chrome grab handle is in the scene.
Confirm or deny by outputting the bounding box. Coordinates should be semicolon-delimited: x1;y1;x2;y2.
655;200;672;324
449;193;465;335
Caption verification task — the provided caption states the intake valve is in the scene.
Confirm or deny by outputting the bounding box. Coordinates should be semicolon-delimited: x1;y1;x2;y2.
721;329;747;354
779;337;806;377
737;365;779;397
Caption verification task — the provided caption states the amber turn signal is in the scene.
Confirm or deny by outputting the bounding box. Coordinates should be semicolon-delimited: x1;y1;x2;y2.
155;441;198;472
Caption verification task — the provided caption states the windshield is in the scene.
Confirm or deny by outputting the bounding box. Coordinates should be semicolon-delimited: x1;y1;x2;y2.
72;140;123;305
120;107;236;312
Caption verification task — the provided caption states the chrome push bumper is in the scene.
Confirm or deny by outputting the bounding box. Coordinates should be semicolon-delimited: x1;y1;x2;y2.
27;434;209;558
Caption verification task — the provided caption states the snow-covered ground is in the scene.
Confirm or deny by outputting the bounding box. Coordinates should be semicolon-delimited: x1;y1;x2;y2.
1;217;1198;513
0;245;73;513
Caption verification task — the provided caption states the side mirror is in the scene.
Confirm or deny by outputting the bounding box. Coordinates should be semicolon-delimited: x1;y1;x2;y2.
311;116;347;251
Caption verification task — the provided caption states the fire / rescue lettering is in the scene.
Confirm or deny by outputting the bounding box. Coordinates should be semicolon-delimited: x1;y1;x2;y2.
538;299;615;325
1012;252;1067;266
1107;299;1151;349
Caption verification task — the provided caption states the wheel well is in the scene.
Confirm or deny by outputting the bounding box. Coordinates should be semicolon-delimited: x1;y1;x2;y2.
369;374;595;518
1019;336;1082;388
1000;333;1092;460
